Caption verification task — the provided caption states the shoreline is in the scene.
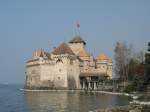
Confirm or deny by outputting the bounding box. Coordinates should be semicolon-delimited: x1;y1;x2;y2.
21;88;150;111
20;88;133;97
21;88;150;105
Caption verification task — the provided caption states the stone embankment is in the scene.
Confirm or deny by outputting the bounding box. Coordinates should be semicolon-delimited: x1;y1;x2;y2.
93;104;150;112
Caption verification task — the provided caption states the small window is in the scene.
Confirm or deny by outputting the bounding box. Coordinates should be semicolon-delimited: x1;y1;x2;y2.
70;60;73;65
59;69;61;72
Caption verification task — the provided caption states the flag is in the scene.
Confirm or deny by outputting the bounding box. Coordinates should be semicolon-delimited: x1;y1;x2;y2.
76;21;80;28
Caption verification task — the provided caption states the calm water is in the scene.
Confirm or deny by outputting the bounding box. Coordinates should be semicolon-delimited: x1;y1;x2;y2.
0;84;131;112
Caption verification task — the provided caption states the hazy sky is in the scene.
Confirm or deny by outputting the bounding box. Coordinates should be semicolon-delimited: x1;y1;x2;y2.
0;0;149;84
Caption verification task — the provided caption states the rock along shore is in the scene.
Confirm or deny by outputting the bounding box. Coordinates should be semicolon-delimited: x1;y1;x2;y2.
93;104;150;112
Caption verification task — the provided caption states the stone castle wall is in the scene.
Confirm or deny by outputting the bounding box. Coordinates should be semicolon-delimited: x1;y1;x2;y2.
26;65;41;89
52;57;68;88
67;59;80;89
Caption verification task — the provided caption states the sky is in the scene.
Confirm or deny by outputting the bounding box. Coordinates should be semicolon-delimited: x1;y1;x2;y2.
0;0;149;84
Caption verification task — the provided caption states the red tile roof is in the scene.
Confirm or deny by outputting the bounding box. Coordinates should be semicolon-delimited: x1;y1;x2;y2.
52;43;75;55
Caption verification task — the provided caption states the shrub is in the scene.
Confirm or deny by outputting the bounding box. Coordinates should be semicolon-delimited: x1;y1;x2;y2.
124;84;136;93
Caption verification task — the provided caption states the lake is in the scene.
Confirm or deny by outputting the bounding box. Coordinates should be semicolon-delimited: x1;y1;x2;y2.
0;84;131;112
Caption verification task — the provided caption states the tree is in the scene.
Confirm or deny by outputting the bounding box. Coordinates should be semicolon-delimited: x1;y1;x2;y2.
145;42;150;84
114;42;132;82
128;58;140;81
114;42;149;92
136;50;145;63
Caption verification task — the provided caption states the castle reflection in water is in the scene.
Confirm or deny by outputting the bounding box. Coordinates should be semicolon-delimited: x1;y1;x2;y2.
24;91;131;112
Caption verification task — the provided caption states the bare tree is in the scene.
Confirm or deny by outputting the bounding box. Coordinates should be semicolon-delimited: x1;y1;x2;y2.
114;42;132;83
136;50;145;63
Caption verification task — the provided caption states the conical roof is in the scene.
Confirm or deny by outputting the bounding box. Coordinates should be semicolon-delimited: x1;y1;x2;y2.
69;36;86;45
52;43;75;55
78;48;90;57
96;54;109;60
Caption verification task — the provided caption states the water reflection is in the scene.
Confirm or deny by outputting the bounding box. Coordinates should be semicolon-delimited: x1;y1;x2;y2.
24;91;131;112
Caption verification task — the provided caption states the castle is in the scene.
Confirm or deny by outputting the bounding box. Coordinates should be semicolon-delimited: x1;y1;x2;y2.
25;36;112;90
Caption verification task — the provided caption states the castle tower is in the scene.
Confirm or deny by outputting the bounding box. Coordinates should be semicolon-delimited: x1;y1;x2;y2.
52;42;80;89
26;49;52;89
68;36;86;55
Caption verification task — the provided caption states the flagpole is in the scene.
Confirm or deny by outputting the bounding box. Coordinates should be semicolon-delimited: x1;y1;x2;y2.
76;21;80;36
75;21;80;36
